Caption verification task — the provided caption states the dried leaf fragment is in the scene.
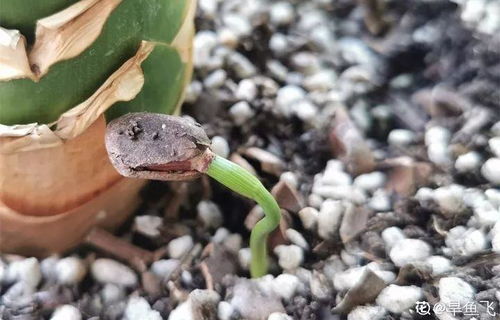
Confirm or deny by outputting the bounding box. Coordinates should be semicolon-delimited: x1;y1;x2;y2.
332;269;387;314
329;107;376;175
0;27;34;81
29;0;122;78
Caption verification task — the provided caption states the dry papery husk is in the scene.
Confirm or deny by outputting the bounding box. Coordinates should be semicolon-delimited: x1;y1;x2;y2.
0;0;196;255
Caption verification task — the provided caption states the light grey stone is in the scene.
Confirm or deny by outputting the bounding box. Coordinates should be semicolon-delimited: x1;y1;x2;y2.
168;235;194;259
91;259;137;287
376;285;423;314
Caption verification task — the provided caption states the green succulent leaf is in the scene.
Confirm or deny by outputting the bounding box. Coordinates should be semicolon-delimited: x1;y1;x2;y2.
0;0;189;125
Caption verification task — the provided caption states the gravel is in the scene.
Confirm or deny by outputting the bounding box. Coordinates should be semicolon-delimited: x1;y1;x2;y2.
2;0;500;318
389;239;432;267
55;257;86;285
50;305;82;320
91;259;137;287
375;285;423;314
168;235;194;259
274;245;304;271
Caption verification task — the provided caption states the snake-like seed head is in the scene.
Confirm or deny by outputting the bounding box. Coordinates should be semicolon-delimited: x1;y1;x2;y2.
105;112;213;181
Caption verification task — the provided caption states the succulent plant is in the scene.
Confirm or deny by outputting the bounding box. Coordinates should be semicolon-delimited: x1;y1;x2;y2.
0;0;196;255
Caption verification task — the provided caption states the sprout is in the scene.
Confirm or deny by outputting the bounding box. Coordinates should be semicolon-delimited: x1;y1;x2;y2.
105;113;281;277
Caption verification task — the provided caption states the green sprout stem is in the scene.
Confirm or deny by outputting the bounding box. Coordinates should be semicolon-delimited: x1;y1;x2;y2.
206;154;281;278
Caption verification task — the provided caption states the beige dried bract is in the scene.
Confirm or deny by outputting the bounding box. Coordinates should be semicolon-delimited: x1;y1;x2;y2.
29;0;122;78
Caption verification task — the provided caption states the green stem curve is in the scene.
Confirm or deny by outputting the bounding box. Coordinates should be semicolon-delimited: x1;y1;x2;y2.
206;154;281;278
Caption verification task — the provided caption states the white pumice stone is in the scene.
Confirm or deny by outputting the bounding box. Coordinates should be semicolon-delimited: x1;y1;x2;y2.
433;185;466;216
415;187;435;202
387;129;415;146
375;285;423;314
463;229;488;254
308;193;323;209
204;69;227;89
312;185;366;204
134;215;163;238
291;100;318;123
55;257;87;285
280;171;299;189
255;274;275;296
168;235;194;259
291;52;321;75
218;301;235;320
91;259;137;287
353;172;386;192
325;159;344;172
197;200;223;229
236;79;258;101
150;259;180;280
193;31;217;68
425;256;453;276
340;250;359;267
320;170;352;186
381;226;406;250
227;52;256;78
332;266;364;291
348;306;387;320
491;222;500;253
211;136;230;158
368;189;391;211
427;143;451;165
298;207;319;230
223;14;252;38
389;239;432;267
492;121;500;136
439;277;475;304
217;28;238;48
168;301;191;320
40;255;59;281
271;274;300;300
0;260;5;283
185;81;203;103
7;257;41;288
229;101;255;125
199;0;217;18
473;202;500;227
267;60;289;81
101;284;125;305
270;2;295;26
125;297;162;320
303;70;337;92
318;200;344;240
445;226;488;255
275;85;306;117
463;188;487;208
268;313;293;320
224;234;243;253
212;227;230;243
485;188;500;208
50;305;82;320
238;248;252;270
274;245;304;270
425;126;451;146
481;158;500;185
455;151;482;173
309;271;331;300
269;33;289;55
489;137;500;157
285;229;309;250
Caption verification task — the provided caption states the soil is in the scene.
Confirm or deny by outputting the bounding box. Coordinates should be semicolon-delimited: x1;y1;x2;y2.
1;0;500;319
